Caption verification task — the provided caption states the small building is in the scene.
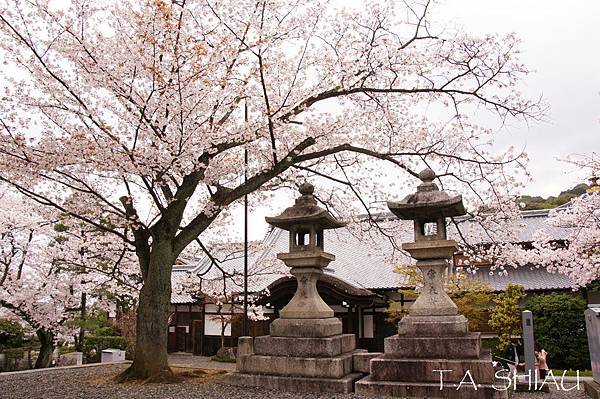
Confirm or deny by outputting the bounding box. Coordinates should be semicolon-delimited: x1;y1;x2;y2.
169;208;575;356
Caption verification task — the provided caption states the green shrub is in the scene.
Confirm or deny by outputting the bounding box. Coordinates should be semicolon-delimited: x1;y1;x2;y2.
525;293;590;371
0;319;24;349
67;309;119;337
488;284;525;351
83;336;127;363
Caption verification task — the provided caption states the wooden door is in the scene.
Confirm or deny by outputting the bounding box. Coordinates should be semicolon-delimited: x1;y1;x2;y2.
176;327;187;352
193;320;204;355
167;327;176;352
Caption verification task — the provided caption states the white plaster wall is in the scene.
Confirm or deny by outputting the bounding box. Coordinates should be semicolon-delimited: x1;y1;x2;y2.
204;314;231;336
363;315;374;338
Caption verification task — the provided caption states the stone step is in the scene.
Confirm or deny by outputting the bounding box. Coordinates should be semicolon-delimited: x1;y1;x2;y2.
398;314;469;337
237;351;355;379
270;317;343;338
384;333;483;359
226;372;363;394
369;356;495;383
355;375;508;399
253;334;356;357
353;351;382;373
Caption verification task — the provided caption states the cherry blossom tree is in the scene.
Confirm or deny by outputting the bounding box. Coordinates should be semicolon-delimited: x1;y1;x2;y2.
0;188;138;368
0;0;543;379
49;211;141;351
0;189;82;368
496;154;600;287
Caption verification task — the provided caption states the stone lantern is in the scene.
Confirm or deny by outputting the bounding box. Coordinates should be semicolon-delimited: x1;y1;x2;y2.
230;183;362;394
386;167;468;333
356;169;507;399
355;168;506;398
265;182;346;335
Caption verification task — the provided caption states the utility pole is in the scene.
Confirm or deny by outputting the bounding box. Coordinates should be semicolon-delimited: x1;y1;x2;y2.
243;100;249;337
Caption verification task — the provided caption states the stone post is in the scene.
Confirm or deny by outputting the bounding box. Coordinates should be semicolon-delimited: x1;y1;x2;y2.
406;259;457;316
277;252;335;319
584;307;600;398
585;307;600;383
522;310;535;381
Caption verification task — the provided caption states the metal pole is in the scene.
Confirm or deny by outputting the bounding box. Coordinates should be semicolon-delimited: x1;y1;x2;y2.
243;100;249;337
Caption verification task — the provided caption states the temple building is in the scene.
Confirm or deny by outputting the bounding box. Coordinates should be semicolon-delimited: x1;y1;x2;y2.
169;208;575;356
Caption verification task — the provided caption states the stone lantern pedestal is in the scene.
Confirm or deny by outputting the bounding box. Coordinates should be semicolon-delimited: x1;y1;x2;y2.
227;184;362;393
355;169;507;399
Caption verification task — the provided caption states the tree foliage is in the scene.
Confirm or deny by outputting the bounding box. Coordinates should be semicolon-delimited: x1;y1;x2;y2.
388;264;494;332
0;318;24;349
448;278;494;333
517;183;589;210
498;155;600;287
0;186;138;368
488;283;525;350
67;308;119;338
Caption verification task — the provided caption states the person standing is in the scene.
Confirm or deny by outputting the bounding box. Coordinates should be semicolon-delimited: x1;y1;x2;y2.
535;344;549;380
503;339;520;377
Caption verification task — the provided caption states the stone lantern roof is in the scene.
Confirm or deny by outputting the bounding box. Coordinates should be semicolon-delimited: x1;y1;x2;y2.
387;168;466;220
265;183;346;230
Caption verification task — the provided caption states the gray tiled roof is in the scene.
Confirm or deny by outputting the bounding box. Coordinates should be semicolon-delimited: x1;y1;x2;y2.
449;209;571;243
171;209;574;303
467;266;573;292
260;227;408;290
171;292;195;304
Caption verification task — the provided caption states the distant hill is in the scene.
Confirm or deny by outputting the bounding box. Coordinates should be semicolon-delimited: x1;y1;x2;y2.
518;183;589;210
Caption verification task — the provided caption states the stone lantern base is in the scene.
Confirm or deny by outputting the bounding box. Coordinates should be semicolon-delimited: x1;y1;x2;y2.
355;331;507;399
226;252;363;393
398;314;469;336
355;258;507;398
226;330;363;393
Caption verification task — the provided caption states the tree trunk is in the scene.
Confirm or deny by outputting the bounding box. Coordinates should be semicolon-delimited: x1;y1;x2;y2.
220;317;226;350
118;239;175;382
75;292;87;352
35;329;55;369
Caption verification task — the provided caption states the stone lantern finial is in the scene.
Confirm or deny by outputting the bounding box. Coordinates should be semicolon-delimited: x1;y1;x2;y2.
418;167;436;183
298;182;314;195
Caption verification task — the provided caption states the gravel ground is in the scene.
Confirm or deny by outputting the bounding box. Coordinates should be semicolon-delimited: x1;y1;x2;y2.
168;353;236;371
0;364;589;399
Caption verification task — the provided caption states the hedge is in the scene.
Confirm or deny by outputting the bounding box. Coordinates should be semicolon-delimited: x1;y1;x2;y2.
525;293;590;371
83;336;127;363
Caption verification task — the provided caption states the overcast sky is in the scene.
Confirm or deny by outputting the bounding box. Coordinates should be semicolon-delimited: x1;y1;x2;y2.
435;0;600;196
